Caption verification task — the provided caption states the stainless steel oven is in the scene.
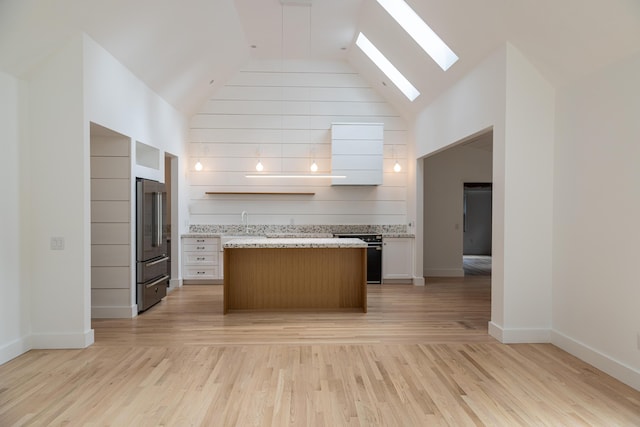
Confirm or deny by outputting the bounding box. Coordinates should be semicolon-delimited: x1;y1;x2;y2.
334;234;382;284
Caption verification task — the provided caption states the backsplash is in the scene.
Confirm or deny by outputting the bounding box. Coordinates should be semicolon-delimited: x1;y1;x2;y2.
188;224;408;235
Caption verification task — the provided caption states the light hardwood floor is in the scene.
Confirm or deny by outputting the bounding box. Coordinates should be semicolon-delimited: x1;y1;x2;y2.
1;278;639;426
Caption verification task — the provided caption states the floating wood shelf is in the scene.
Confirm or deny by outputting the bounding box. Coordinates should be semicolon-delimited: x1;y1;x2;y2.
205;192;315;196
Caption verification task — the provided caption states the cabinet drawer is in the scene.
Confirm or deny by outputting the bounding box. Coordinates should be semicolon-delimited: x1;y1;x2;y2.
183;237;217;245
183;266;218;279
183;243;218;252
184;253;218;265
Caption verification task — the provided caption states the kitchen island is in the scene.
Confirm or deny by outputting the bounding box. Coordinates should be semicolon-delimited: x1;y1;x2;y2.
223;238;367;314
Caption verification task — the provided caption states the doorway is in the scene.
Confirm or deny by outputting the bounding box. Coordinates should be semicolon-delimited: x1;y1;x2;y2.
423;130;493;278
463;183;492;276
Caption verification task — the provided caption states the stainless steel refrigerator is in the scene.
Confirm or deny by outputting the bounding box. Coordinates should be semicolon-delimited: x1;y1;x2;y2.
136;178;169;312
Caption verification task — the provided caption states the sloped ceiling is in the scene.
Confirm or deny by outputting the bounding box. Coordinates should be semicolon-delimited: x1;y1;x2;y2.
1;0;639;119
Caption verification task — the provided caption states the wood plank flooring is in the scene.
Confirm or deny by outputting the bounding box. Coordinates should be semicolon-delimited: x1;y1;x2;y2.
1;278;639;426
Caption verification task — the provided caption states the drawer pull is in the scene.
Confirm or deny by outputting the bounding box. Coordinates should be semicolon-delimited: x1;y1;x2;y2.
145;275;170;288
145;256;169;267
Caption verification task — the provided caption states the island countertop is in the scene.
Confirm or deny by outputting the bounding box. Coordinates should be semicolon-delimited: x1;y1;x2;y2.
223;237;367;249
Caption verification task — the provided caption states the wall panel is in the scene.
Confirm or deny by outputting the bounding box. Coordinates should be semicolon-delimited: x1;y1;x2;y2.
187;59;408;226
90;133;132;318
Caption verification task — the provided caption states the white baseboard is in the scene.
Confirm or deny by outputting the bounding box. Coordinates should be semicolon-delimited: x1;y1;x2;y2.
0;336;31;365
488;321;551;343
31;330;94;349
91;305;137;319
413;276;425;286
552;330;640;392
424;268;464;277
168;278;182;292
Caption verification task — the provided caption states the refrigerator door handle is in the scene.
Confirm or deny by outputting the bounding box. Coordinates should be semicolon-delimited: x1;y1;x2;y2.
155;191;163;247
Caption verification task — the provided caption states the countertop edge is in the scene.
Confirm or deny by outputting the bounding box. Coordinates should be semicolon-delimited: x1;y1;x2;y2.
182;233;415;239
223;238;368;249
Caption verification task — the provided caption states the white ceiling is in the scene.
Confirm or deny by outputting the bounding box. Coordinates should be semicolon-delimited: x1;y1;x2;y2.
1;0;639;118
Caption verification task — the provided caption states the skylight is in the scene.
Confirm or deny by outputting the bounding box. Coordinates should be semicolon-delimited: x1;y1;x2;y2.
355;33;420;102
376;0;458;71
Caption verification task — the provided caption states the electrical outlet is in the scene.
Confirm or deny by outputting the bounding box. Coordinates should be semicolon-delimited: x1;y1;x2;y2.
50;236;65;250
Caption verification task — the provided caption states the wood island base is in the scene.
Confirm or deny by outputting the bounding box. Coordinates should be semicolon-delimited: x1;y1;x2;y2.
223;247;367;314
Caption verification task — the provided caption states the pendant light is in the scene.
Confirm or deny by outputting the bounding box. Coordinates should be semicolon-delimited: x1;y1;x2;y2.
194;143;204;171
393;145;401;172
255;146;264;171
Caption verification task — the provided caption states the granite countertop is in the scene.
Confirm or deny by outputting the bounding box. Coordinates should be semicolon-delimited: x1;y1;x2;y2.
223;237;368;249
264;233;334;238
182;233;223;238
183;232;415;239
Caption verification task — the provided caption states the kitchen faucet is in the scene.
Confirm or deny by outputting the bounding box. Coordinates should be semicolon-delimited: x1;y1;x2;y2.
241;211;249;233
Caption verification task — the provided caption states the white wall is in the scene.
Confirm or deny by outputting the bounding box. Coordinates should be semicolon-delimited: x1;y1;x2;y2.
25;35;94;349
413;44;556;343
83;36;188;167
552;52;640;390
424;141;493;277
83;35;189;313
1;33;190;363
498;45;555;341
0;71;29;364
187;60;408;226
414;47;507;325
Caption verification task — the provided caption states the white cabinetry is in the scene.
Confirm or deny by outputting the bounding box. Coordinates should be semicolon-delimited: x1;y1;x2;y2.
383;237;413;282
331;122;384;186
182;237;221;282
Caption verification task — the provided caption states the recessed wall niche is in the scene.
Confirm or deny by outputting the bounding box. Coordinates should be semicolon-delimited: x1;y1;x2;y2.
136;141;160;170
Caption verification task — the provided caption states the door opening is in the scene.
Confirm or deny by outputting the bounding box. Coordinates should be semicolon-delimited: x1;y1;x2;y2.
463;183;492;275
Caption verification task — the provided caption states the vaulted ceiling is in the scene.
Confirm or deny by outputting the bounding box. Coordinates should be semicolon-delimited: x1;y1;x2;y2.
1;0;639;119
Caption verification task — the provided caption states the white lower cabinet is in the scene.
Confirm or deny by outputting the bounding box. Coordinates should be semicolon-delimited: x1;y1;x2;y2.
382;237;413;282
182;237;221;282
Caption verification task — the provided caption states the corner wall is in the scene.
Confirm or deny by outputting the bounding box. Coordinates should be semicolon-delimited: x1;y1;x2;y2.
2;32;190;363
413;44;555;342
552;52;640;390
414;46;507;326
499;44;555;340
26;35;94;349
83;35;189;314
0;71;29;364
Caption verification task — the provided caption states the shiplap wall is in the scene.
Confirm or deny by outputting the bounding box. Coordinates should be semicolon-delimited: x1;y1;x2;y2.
188;60;408;225
90;135;134;318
